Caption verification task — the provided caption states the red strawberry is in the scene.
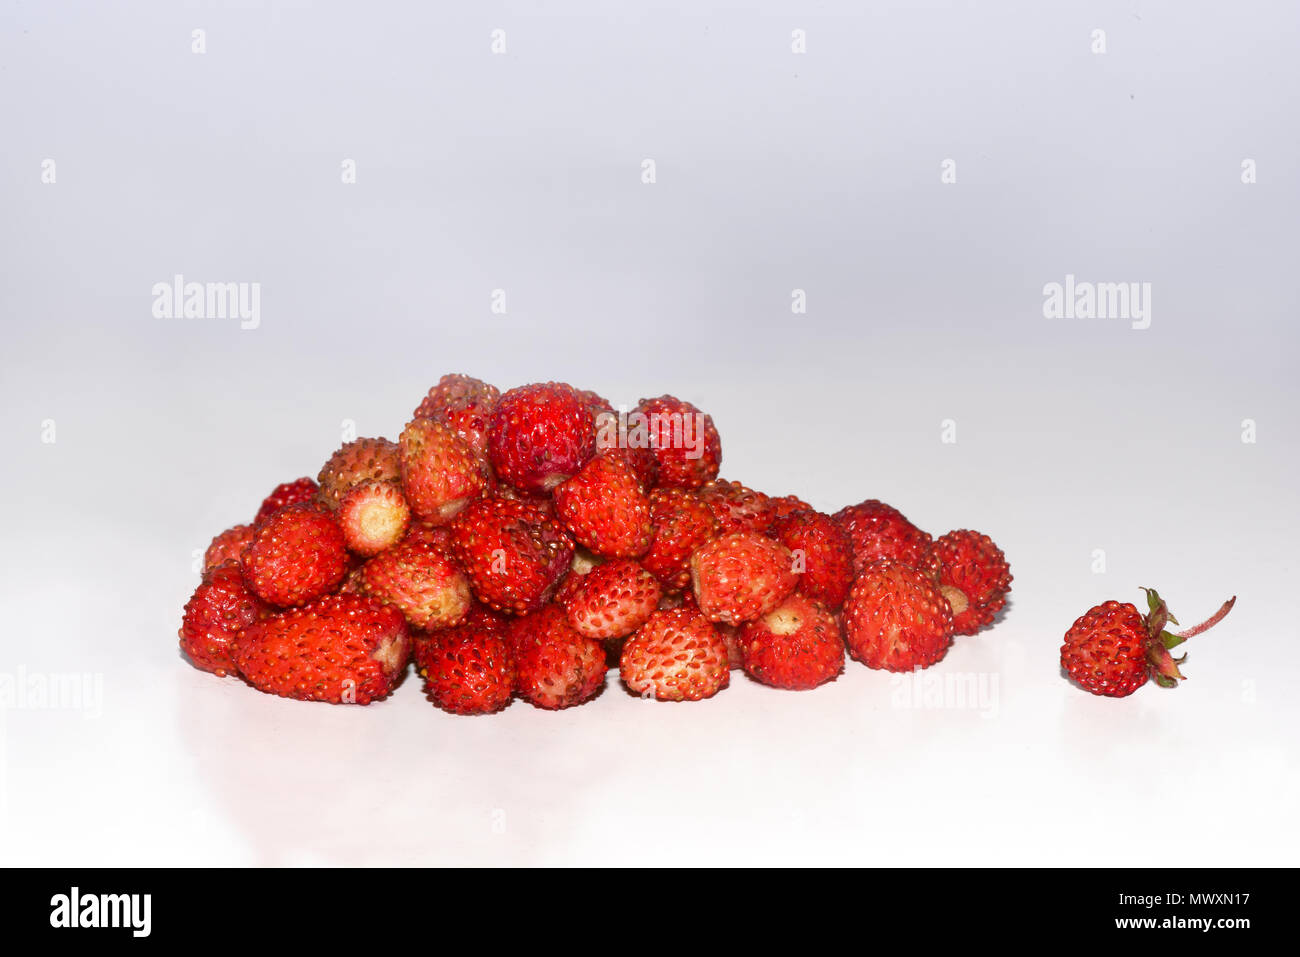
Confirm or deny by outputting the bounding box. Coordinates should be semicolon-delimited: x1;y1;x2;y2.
180;561;269;676
460;600;510;633
409;599;508;664
586;398;659;488
415;621;515;715
360;536;471;629
553;454;654;558
338;565;367;594
399;417;491;525
1060;589;1235;697
576;388;614;415
833;499;934;575
841;560;954;671
488;382;596;494
697;479;775;535
932;529;1012;635
402;521;454;550
203;523;254;576
317;438;402;510
738;594;844;690
690;532;797;624
448;496;574;614
241;501;349;607
620;608;730;702
232;593;410;704
255;477;319;524
768;494;813;524
633;395;721;490
771;509;855;610
561;558;661;640
640;487;717;592
509;605;606;709
415;374;501;418
337;480;411;556
657;589;698;612
413;374;501;461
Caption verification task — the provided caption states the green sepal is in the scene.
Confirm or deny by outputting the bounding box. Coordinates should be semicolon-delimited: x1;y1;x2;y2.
1161;630;1187;650
1143;587;1180;626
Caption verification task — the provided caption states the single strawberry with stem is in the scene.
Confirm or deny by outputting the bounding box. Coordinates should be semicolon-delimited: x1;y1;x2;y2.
1060;589;1236;697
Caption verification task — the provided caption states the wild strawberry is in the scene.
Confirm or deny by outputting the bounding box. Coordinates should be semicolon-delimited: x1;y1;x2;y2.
561;559;661;640
232;593;410;704
402;521;453;550
338;565;367;594
460;600;510;633
768;495;813;524
337;480;411;556
409;599;507;663
180;561;269;676
640;487;717;592
931;529;1012;635
690;532;797;624
576;388;613;415
657;589;698;612
586;399;659;488
415;373;501;417
255;477;319;524
841;560;954;671
553;454;654;558
399;418;490;525
1060;589;1235;697
360;536;471;629
488;382;596;494
833;499;934;574
552;570;588;607
412;374;501;460
415;621;515;715
697;479;775;535
620;608;730;702
770;509;855;610
203;524;254;576
241;501;349;607
633;395;721;489
448;496;574;614
509;605;606;709
738;594;844;690
317;438;402;510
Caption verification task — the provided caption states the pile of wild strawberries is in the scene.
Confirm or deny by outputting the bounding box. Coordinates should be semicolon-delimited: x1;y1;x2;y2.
180;373;1020;711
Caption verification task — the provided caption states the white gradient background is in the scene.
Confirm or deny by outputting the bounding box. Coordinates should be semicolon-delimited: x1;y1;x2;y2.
1;1;1297;866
